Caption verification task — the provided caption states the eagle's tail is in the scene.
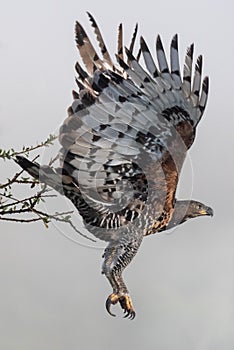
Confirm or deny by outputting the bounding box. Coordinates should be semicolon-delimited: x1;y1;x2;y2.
14;156;66;195
14;156;102;227
15;156;40;179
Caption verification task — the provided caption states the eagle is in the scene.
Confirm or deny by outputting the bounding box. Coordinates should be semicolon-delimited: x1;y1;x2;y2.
15;13;213;319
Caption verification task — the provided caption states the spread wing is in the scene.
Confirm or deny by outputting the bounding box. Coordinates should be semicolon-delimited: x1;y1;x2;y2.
58;14;209;241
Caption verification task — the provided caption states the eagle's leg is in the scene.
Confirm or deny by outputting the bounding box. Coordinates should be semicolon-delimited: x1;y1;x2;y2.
102;237;142;319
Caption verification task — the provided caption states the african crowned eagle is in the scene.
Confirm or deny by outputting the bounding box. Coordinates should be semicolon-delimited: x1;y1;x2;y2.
15;13;213;319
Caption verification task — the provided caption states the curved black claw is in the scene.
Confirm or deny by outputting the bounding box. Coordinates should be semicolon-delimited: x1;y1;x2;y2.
105;295;117;317
105;293;136;319
119;296;136;320
123;309;136;320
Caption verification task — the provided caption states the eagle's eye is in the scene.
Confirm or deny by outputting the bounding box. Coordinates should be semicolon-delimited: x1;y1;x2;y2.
196;204;202;210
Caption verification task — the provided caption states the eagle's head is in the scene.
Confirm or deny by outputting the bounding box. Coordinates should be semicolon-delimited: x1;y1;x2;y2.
166;200;214;230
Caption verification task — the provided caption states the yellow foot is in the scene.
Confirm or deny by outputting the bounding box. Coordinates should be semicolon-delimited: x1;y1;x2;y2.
105;293;136;319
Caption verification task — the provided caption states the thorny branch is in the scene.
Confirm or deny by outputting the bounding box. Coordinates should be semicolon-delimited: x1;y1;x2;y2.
0;135;96;242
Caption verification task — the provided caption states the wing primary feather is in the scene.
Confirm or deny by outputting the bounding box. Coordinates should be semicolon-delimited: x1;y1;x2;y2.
87;12;114;69
127;23;139;65
170;34;182;85
128;23;138;57
191;55;203;105
75;21;103;74
156;35;170;74
183;43;194;97
117;23;124;60
197;76;209;122
140;36;159;78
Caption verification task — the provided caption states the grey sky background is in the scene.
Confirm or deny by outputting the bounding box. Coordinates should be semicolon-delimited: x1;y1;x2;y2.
1;0;234;349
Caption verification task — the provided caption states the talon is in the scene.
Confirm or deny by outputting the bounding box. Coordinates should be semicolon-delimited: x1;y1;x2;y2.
105;293;136;319
105;293;119;317
119;295;136;319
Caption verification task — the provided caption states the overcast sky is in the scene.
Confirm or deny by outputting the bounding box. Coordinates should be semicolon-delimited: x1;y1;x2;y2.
1;0;234;349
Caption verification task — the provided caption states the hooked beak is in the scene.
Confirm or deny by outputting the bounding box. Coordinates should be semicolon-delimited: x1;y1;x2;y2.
200;206;214;217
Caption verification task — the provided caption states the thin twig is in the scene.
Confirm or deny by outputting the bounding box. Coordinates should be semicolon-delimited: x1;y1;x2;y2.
0;216;42;223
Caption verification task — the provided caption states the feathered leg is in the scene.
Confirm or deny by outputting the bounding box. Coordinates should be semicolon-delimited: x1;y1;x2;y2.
102;236;142;319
